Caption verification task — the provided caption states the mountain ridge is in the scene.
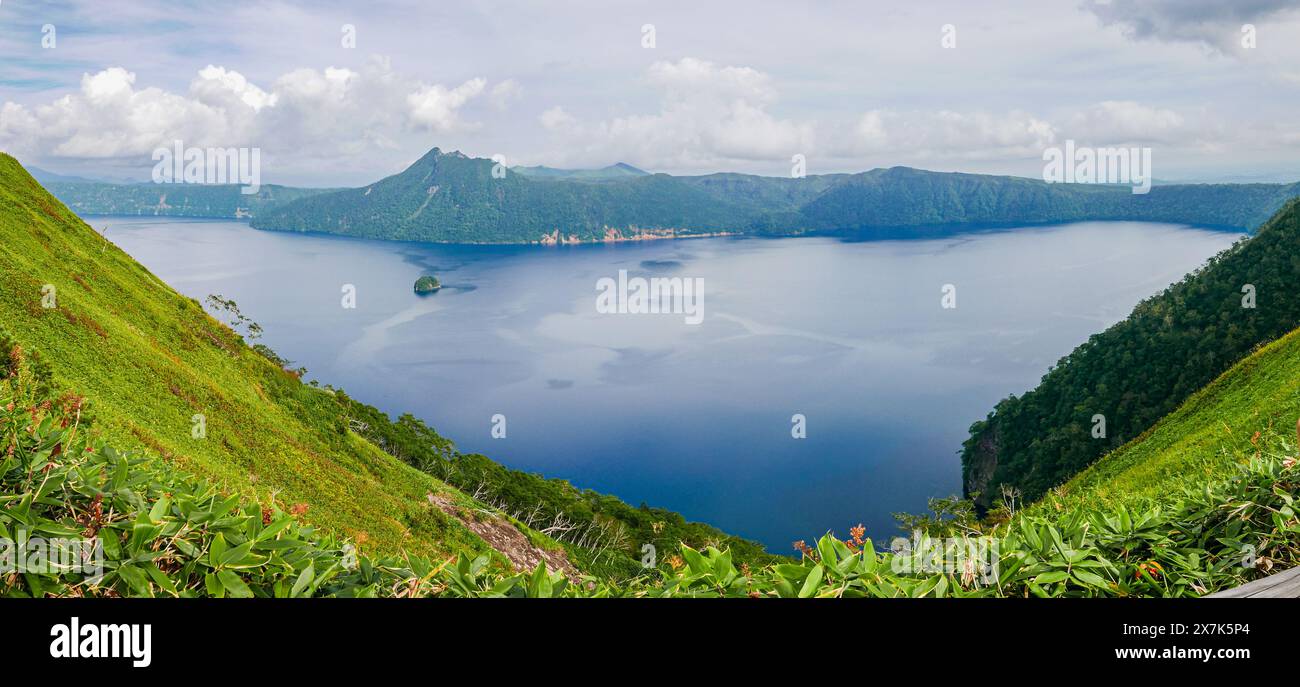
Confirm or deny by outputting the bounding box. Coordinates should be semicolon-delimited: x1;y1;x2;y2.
41;146;1300;243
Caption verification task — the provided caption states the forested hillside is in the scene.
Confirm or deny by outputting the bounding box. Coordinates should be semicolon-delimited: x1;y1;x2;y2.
511;162;649;180
251;148;756;242
46;180;333;219
796;167;1299;235
252;150;1300;243
963;198;1300;506
44;147;1298;243
1035;327;1300;515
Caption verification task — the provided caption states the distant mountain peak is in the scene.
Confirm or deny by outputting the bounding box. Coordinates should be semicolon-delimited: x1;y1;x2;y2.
510;162;649;181
610;162;649;175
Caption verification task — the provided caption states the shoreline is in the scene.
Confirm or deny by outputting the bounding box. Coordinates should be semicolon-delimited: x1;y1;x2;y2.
80;214;1250;249
535;228;742;246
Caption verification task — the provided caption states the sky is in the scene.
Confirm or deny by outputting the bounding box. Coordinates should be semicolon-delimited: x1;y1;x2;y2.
1;0;1299;186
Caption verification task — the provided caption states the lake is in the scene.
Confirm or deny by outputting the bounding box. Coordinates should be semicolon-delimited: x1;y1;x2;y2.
98;217;1242;551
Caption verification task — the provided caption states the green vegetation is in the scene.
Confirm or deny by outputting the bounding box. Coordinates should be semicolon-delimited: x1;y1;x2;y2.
250;149;1299;244
511;162;649;181
44;148;1298;244
413;275;441;294
0;154;506;562
45;180;332;219
1036;326;1300;515
6;341;1295;598
7;151;1299;599
252;148;753;243
964;198;1300;506
0;350;596;597
795;167;1299;235
338;399;777;579
0;152;769;581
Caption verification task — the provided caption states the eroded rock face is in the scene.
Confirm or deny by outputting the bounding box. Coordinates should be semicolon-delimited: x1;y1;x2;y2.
426;492;579;578
963;426;1000;507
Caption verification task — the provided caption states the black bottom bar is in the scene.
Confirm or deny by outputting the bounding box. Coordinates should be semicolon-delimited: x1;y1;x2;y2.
5;599;1287;674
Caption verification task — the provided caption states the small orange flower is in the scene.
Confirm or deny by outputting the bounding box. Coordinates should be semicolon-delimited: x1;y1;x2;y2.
1135;560;1163;580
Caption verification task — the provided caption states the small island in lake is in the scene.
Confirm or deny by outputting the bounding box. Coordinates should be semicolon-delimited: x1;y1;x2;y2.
413;275;441;294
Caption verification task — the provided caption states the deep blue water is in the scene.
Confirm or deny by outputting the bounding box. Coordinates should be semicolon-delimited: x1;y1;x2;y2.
98;217;1242;551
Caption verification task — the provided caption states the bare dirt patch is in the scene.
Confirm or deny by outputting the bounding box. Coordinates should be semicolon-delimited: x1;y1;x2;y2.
427;492;579;578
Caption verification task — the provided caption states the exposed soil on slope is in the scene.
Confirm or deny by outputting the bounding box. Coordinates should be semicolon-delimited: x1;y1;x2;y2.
427;492;579;578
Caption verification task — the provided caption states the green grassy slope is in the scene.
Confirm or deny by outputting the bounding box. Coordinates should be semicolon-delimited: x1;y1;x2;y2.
0;152;519;562
1034;326;1300;514
964;198;1300;506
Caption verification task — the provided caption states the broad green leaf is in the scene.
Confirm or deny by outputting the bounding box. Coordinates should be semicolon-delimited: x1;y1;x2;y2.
1034;571;1069;585
798;565;824;598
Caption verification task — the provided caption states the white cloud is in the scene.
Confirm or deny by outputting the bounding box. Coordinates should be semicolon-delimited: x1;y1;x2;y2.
5;68;238;158
0;61;498;172
407;77;487;131
539;58;814;170
489;79;523;109
539;105;576;130
849;109;1058;160
842;101;1226;165
191;65;277;112
645;58;776;104
7;0;1300;183
1062;100;1188;143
